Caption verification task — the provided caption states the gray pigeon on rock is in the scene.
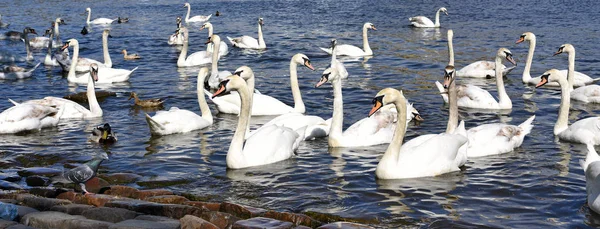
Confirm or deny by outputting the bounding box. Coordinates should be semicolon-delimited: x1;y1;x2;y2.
53;154;108;194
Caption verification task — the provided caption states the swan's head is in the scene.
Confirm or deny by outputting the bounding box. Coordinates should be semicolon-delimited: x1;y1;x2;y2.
61;39;78;51
212;75;247;99
200;22;212;31
85;7;91;12
498;48;516;66
442;65;456;89
89;63;99;82
516;32;534;44
206;34;221;44
369;88;405;117
102;29;112;38
364;22;376;30
292;54;315;71
315;68;332;88
23;27;37;35
183;3;190;7
440;7;448;15
56;18;66;25
536;69;563;88
258;18;264;26
554;44;574;56
233;66;254;81
176;16;182;24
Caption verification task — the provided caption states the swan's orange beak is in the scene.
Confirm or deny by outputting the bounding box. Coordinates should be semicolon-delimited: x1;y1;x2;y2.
205;37;212;44
212;82;228;99
414;114;424;121
553;50;563;56
516;36;525;44
315;74;329;88
369;100;383;117
305;62;315;71
60;42;70;51
535;74;549;88
506;55;517;66
372;26;377;31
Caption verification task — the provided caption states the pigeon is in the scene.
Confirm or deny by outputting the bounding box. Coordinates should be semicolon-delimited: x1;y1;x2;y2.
89;123;118;144
55;154;108;194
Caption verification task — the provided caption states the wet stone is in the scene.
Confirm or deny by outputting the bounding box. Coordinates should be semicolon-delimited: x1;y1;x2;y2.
145;195;189;204
264;211;322;227
184;201;221;211
28;187;67;198
110;219;179;229
67;218;115;228
103;186;139;198
0;181;23;190
105;200;204;219
180;215;219;229
99;173;142;185
136;178;191;189
16;205;38;221
232;217;294;229
19;196;71;211
6;224;37;229
317;222;376;229
85;177;111;194
135;189;173;200
220;202;267;219
82;207;139;223
0;173;21;182
20;211;85;228
0;219;17;228
17;168;61;178
50;204;95;215
74;194;129;207
56;191;78;201
200;210;240;229
0;199;18;204
25;176;50;187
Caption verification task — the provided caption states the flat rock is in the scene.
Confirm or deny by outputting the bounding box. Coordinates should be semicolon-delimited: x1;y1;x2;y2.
184;201;220;211
16;205;38;221
82;207;139;223
0;173;21;182
103;186;139;198
200;210;240;229
20;211;85;228
0;219;17;228
180;215;218;229
50;204;95;215
109;219;179;229
17;168;61;178
136;179;191;189
6;224;37;229
0;181;23;190
0;199;18;204
317;222;376;229
135;189;173;200
85;177;111;194
145;195;189;204
232;217;293;229
67;218;115;228
74;194;130;207
99;173;142;185
19;196;71;211
25;176;50;187
264;211;321;228
135;215;178;222
220;202;267;219
28;187;67;198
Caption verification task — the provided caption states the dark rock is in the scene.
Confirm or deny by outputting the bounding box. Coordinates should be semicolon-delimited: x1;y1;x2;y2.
28;187;67;198
0;160;16;169
25;176;49;187
16;205;38;221
0;181;23;190
0;173;21;182
264;211;322;228
317;222;376;229
6;224;37;229
17;168;61;177
74;194;130;207
109;219;179;229
304;211;379;225
19;196;71;211
294;226;312;229
20;211;85;228
232;217;294;229
63;91;116;104
67;218;114;228
136;178;191;189
199;210;240;229
184;201;221;211
84;177;111;194
50;204;95;215
145;195;189;204
82;207;138;223
135;189;173;200
99;173;142;185
0;219;17;228
135;214;177;222
0;199;18;204
105;199;204;219
180;215;219;229
56;191;78;201
103;186;139;198
220;202;267;219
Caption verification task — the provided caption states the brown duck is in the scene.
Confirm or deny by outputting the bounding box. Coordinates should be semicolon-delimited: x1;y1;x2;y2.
121;49;141;60
129;92;165;107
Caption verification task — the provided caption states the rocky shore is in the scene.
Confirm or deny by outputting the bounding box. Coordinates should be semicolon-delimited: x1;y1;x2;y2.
0;168;376;229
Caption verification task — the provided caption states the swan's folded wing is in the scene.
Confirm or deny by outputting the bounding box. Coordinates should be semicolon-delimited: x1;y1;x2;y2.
398;133;466;172
0;104;57;122
457;84;496;104
243;125;299;164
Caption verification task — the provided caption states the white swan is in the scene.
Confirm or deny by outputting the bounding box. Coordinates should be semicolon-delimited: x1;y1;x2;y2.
319;22;375;57
167;17;184;45
29;30;60;49
0;103;62;134
227;18;266;50
53;18;65;44
183;3;211;23
554;44;600;103
206;57;313;115
145;67;213;136
176;27;214;67
59;29;112;73
409;7;448;28
63;39;137;84
580;144;600;215
536;69;600;145
11;64;103;119
200;22;229;57
517;33;598;87
0;63;41;80
327;39;348;79
371;88;467;179
456;40;516;79
44;28;60;66
212;74;300;169
206;34;230;88
85;7;117;25
438;48;516;109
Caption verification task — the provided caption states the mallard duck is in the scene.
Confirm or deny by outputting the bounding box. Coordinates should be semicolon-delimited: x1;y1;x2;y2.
121;49;141;60
89;123;117;144
129;92;165;107
117;17;129;23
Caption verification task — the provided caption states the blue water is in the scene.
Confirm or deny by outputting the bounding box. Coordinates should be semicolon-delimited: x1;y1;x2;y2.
1;0;600;227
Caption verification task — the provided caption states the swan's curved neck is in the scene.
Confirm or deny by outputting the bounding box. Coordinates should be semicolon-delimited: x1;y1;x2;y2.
257;23;265;49
289;60;305;113
209;37;222;87
434;9;442;27
177;30;189;66
197;72;213;123
227;83;251;168
87;75;102;116
446;77;458;133
68;43;79;79
45;32;53;57
523;38;536;83
24;32;32;61
495;55;511;108
207;25;213;36
381;94;408;166
556;75;571;135
448;33;454;66
362;25;372;55
567;49;576;92
102;32;112;68
185;5;191;22
86;10;92;24
329;78;344;146
54;23;60;43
